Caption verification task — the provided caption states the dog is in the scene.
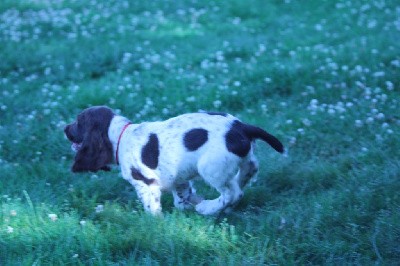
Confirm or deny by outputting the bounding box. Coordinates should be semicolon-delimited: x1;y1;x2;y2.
64;106;284;215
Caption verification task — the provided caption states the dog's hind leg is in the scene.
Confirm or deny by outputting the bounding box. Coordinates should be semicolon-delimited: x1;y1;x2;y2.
195;178;243;215
238;156;259;188
195;156;243;215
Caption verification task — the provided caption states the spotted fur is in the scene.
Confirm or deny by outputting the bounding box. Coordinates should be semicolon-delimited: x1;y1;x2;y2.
183;128;208;151
141;133;159;169
64;106;284;215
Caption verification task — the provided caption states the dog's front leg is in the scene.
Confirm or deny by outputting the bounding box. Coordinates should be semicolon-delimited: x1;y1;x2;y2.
125;166;162;215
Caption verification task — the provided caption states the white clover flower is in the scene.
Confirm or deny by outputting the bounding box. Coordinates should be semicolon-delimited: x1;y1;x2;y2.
122;53;132;64
48;214;58;221
186;96;196;102
355;81;364;87
366;117;374;124
145;97;154;106
264;77;272;83
143;63;151;70
213;100;222;108
232;17;241;25
215;51;224;61
302;118;311;126
7;226;13;233
367;20;377;29
246;109;254;114
259;44;266;52
391;59;400;67
278;217;287;230
376;113;385;120
355;120;363;127
201;59;209;69
80;220;86;226
385;81;394;90
336;106;346;113
162;108;169;115
374;87;382;94
10;210;17;216
355;65;363;72
314;24;323;31
150;54;160;64
310;99;318;106
44;67;51;75
233;81;241;87
373;71;385;77
95;204;104;213
260;104;267;112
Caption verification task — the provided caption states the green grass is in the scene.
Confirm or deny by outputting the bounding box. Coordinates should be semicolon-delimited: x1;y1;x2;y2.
0;0;399;264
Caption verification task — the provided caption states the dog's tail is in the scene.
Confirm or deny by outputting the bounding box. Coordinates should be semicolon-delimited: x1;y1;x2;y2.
242;123;284;153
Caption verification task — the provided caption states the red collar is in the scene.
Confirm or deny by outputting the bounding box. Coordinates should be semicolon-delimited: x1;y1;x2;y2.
116;122;132;165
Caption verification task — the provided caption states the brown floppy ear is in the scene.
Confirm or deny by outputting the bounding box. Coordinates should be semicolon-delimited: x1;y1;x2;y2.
72;128;113;172
72;107;114;172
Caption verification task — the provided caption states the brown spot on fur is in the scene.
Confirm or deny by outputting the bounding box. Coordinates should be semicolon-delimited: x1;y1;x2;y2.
131;167;156;185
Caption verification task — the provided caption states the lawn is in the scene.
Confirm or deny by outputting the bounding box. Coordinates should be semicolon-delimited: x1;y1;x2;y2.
0;0;399;264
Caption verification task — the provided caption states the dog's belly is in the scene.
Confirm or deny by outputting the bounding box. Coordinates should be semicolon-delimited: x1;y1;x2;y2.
158;168;198;190
157;157;199;190
174;168;198;183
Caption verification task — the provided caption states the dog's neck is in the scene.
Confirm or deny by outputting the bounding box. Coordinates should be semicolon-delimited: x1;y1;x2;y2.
108;115;137;162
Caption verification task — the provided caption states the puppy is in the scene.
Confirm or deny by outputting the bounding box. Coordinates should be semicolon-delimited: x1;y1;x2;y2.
64;106;284;215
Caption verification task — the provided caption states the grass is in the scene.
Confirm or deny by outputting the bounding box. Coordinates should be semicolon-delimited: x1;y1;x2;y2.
0;0;399;264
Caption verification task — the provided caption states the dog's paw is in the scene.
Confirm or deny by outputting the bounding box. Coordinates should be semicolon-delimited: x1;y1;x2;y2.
195;200;221;216
174;201;194;210
189;194;204;205
174;193;204;210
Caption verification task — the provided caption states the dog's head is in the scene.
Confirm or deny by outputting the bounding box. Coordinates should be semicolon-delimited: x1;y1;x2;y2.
64;106;114;172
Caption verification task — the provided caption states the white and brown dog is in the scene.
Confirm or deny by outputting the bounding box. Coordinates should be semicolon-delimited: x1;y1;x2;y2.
64;106;284;215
